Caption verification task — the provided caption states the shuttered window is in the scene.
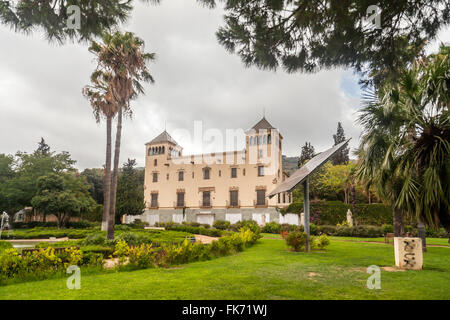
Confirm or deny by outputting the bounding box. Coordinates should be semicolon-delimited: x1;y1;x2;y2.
256;190;266;206
202;191;211;207
177;192;185;207
151;193;158;208
230;190;238;207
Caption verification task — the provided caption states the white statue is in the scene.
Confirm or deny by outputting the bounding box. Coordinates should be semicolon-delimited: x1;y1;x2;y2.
300;212;305;227
346;209;353;227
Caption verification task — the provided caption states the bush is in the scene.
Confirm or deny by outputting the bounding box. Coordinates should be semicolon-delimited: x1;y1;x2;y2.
128;219;149;229
315;225;385;237
128;243;156;269
213;220;231;230
115;232;150;246
285;200;394;226
314;235;330;249
261;222;281;234
285;231;307;251
0;241;13;253
280;224;297;232
83;233;106;246
382;224;394;234
230;220;261;235
164;225;223;237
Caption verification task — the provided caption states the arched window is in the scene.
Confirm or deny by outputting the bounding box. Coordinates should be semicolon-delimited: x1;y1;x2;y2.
263;135;267;144
162;146;165;154
154;159;157;166
249;137;253;145
268;135;271;144
148;148;152;156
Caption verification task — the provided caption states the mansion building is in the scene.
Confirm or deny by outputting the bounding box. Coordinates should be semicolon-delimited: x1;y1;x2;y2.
123;117;298;226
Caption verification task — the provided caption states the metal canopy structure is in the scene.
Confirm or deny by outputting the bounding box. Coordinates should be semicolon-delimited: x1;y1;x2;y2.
268;138;351;252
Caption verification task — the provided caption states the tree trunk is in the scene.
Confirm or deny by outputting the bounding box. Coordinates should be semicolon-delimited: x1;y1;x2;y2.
102;115;113;232
108;108;123;240
393;205;404;237
351;184;357;226
417;219;427;252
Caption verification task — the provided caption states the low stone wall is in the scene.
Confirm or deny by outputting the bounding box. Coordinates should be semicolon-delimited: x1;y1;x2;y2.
123;207;291;226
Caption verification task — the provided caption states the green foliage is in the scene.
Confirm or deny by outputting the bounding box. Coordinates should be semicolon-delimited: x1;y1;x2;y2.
164;224;223;237
261;222;281;234
80;168;104;205
285;231;307;252
128;219;149;229
213;220;231;230
0;241;12;253
314;235;330;249
331;122;349;165
31;173;96;228
128;243;156;269
200;0;449;87
286;200;393;225
115;159;145;223
299;142;315;167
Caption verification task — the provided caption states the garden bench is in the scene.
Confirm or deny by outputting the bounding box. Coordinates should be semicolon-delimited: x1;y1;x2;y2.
384;233;394;244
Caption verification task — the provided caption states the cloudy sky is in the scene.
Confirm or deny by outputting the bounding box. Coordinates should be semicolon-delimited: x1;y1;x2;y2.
0;1;448;170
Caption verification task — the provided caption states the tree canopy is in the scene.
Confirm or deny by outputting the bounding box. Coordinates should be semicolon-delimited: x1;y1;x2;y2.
199;0;449;86
332;122;349;165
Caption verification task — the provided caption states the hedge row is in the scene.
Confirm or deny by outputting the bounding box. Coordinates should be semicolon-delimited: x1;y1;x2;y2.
284;201;395;226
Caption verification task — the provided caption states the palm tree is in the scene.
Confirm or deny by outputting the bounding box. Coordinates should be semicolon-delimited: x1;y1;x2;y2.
83;71;119;232
88;31;155;239
356;45;449;247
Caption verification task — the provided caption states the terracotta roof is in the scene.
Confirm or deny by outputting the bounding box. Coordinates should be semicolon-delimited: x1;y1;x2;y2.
147;131;178;145
252;117;275;130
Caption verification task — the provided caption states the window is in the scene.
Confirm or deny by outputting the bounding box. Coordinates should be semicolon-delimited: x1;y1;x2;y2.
277;193;281;203
152;172;158;182
283;192;286;203
230;190;238;207
178;171;184;181
151;193;158;208
256;190;266;206
219;170;221;177
258;166;264;176
268;134;271;144
231;167;237;178
154;159;157;166
202;191;211;207
203;168;210;180
258;149;263;158
177;192;185;207
166;173;169;180
243;169;246;176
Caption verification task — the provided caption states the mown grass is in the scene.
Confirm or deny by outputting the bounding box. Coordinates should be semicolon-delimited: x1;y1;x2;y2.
1;235;448;300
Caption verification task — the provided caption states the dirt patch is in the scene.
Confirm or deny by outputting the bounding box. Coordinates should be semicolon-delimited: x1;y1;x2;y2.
308;272;320;279
103;257;129;269
349;267;366;273
194;234;219;244
382;266;406;272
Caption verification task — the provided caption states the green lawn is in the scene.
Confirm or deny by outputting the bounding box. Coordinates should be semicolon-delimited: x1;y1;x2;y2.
2;235;449;300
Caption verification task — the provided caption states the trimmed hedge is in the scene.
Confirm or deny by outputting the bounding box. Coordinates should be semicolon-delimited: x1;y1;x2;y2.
11;221;97;229
284;200;394;226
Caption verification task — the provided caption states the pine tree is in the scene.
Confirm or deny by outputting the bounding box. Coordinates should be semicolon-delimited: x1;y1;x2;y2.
37;138;50;156
116;159;145;223
332;123;349;165
298;142;315;167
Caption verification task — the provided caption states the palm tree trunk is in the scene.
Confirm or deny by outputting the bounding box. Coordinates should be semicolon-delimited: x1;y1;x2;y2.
351;184;357;226
108;108;123;240
393;205;404;236
102;115;113;232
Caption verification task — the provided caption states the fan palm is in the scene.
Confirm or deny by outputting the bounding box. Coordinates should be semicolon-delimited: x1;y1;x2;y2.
356;45;449;242
83;71;119;232
88;31;155;239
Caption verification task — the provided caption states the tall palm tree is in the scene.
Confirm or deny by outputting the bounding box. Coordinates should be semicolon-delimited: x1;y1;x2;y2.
88;31;155;239
83;71;119;232
356;45;449;246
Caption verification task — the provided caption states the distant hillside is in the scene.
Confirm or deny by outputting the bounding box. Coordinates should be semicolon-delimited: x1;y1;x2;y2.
282;155;299;176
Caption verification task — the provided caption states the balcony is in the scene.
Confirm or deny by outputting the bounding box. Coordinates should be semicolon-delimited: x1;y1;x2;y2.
226;200;241;208
254;199;268;208
173;201;185;209
199;200;212;209
148;201;159;209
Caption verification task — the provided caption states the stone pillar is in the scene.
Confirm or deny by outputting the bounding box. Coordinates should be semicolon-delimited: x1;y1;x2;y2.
394;237;423;270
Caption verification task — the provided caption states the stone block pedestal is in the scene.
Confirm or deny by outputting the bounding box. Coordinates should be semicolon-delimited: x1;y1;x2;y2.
394;237;423;270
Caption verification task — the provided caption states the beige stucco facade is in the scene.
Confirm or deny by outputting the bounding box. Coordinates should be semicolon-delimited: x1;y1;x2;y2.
125;118;293;226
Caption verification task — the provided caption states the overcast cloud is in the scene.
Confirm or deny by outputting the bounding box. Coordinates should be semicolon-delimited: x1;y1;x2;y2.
0;1;448;170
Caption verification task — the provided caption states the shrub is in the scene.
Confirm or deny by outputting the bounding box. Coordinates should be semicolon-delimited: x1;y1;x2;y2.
285;231;307;251
128;219;149;229
164;225;223;237
315;235;330;249
83;233;106;246
213;220;231;230
115;232;149;246
0;241;13;253
261;222;281;234
115;224;132;231
113;239;129;266
382;224;394;234
128;243;156;269
230;220;261;235
280;223;297;232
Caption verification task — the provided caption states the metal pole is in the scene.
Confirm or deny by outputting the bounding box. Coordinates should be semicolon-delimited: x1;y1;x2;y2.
303;177;310;252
